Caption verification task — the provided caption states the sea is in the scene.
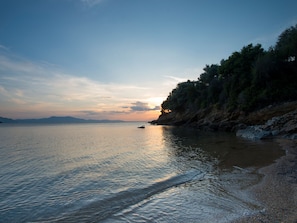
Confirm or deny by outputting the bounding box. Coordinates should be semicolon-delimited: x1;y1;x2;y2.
0;122;284;223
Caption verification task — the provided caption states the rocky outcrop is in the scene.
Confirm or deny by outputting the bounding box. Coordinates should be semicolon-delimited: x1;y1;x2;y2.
236;126;271;140
237;109;297;140
153;101;297;139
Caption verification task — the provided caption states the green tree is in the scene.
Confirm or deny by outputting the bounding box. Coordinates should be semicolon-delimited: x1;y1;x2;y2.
275;24;297;62
219;44;264;109
160;24;297;116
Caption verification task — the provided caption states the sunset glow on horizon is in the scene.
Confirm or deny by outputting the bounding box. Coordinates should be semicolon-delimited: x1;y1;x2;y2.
1;0;296;121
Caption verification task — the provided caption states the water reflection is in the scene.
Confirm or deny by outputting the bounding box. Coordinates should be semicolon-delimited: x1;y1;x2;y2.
144;125;283;222
161;126;284;171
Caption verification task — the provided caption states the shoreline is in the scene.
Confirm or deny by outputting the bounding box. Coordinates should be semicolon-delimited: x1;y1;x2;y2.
233;138;297;223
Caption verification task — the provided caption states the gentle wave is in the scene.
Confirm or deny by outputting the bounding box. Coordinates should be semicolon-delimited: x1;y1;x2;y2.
0;124;284;223
40;170;204;222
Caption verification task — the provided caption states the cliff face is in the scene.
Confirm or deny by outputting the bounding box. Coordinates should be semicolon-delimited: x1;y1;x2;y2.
153;101;297;138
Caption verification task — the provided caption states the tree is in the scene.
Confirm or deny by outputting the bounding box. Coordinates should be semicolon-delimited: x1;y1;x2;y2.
161;80;199;113
160;24;297;115
199;64;219;85
219;44;264;109
275;24;297;62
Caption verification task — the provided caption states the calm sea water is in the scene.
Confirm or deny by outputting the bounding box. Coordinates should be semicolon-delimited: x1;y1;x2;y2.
0;123;284;222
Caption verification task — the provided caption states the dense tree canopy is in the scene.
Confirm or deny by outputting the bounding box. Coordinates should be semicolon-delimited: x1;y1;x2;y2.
161;25;297;114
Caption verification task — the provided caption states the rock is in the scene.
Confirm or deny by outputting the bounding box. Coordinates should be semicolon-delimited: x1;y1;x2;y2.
289;134;297;140
236;126;271;140
236;108;297;140
271;130;280;136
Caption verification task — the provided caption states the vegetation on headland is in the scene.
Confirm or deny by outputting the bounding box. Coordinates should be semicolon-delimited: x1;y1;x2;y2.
155;24;297;132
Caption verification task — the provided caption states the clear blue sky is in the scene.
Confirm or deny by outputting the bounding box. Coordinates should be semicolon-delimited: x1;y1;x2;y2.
0;0;296;121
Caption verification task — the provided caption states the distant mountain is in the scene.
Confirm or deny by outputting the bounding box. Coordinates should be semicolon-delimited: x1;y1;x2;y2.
0;117;15;123
0;116;124;124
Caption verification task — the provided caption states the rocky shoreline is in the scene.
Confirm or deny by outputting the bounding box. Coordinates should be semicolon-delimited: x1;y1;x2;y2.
152;101;297;140
236;108;297;140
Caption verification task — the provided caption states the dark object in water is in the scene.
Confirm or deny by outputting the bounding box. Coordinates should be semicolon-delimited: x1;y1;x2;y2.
138;125;145;129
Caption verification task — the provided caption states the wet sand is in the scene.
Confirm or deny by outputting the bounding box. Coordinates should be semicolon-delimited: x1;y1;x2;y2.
233;139;297;223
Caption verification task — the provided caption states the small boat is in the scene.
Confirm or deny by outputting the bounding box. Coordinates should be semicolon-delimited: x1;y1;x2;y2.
138;125;145;129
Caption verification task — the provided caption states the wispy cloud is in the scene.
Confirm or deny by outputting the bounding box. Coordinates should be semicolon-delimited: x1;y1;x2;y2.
0;51;164;120
162;75;188;88
0;45;9;51
80;0;105;7
129;101;160;112
164;75;187;83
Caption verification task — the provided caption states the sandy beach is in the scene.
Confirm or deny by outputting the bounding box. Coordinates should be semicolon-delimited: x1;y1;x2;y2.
233;139;297;223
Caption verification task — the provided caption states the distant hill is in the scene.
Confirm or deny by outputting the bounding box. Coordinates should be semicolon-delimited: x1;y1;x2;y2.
0;117;15;123
0;116;124;124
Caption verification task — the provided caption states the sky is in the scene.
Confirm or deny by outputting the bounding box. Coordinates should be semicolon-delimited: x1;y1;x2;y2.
0;0;297;121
